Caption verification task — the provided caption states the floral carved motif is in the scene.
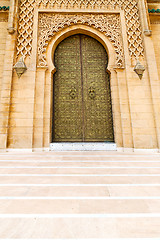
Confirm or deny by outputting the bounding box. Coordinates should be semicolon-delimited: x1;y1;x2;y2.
17;0;144;63
38;13;124;68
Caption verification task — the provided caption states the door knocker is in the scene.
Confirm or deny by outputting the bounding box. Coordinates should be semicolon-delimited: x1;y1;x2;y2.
88;87;96;99
69;87;77;99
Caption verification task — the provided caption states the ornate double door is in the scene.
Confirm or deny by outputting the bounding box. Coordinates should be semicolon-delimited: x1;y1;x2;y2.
53;34;114;142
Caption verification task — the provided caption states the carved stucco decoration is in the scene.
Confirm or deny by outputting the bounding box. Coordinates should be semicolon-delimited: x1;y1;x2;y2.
17;0;144;64
0;17;8;22
38;13;124;68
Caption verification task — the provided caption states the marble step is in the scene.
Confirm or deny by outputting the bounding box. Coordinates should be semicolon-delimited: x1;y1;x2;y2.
0;167;160;174
0;153;160;160
1;161;160;167
0;175;160;184
1;156;153;159
0;152;159;239
50;142;117;151
0;216;160;238
1;185;160;197
0;239;159;240
0;198;160;214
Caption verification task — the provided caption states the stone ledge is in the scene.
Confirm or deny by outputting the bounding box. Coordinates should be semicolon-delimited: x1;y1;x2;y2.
50;142;117;151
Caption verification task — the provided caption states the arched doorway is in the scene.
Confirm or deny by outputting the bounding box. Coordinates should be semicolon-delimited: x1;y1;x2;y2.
52;34;114;142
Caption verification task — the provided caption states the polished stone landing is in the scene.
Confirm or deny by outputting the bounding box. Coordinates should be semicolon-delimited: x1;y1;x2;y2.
50;142;117;151
0;151;160;239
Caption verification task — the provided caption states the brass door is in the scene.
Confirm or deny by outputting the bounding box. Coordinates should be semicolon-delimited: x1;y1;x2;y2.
53;34;114;142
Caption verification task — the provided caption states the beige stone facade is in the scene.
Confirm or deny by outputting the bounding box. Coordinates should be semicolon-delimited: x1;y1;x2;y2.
0;0;160;151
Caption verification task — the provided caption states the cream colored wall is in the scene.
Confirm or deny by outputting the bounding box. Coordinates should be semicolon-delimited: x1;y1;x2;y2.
1;1;160;151
7;69;35;149
0;18;8;96
149;2;160;82
147;2;160;150
0;0;10;96
0;0;10;149
126;65;158;149
151;22;160;78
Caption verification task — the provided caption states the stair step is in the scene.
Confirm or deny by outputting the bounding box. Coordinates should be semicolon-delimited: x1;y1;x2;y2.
0;216;160;238
0;198;159;214
0;185;160;197
1;162;160;167
0;167;160;174
0;175;160;184
0;152;159;239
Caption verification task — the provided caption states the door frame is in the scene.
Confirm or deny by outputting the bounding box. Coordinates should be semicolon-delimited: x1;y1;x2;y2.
45;25;122;147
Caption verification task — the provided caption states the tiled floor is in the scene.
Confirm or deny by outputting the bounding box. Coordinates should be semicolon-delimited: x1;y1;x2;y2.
0;151;160;239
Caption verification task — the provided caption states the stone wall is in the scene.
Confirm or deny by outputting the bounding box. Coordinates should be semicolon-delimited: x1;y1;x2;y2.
147;1;160;151
0;0;9;97
0;0;160;151
149;2;160;82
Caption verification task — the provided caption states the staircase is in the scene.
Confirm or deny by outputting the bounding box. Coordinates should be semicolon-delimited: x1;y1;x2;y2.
0;151;160;239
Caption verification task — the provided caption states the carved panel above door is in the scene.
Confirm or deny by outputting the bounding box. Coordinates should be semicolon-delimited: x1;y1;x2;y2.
38;13;124;68
17;0;144;65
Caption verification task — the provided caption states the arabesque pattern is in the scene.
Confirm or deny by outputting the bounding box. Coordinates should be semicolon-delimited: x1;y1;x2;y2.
17;0;144;63
38;13;123;68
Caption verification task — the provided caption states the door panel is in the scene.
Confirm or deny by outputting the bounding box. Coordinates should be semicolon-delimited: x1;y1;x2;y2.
81;35;114;141
53;34;114;142
53;35;83;141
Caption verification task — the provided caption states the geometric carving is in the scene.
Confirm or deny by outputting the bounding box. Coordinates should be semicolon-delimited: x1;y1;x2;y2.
124;0;144;59
38;13;124;68
17;0;144;63
17;0;35;58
